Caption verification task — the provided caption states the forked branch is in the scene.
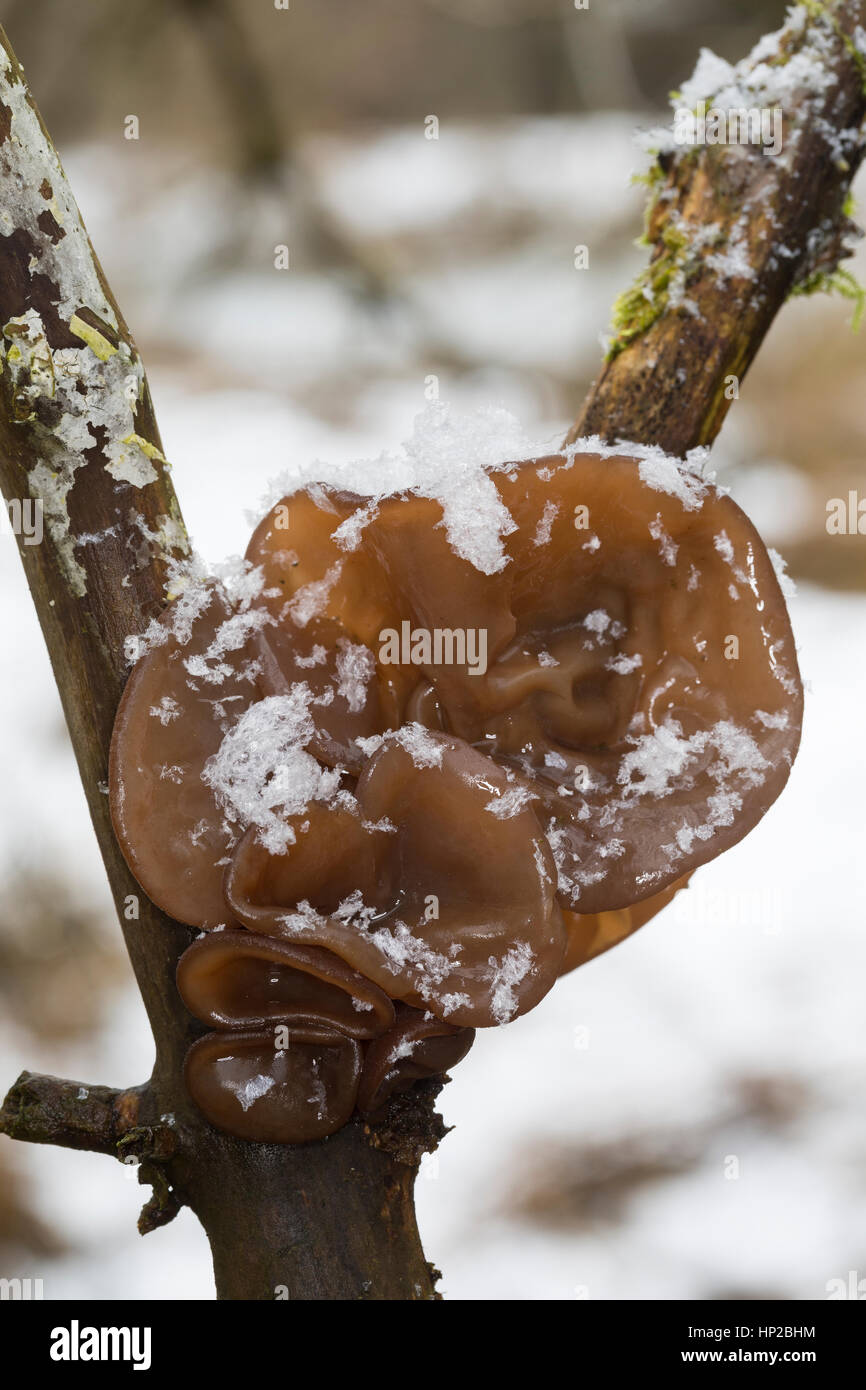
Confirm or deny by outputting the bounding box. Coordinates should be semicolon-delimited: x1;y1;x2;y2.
1;2;864;1299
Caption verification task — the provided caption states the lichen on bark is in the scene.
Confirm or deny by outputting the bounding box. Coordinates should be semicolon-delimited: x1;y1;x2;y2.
0;36;186;595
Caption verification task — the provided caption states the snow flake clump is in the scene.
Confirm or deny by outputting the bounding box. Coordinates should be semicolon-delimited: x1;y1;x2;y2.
533;499;559;546
769;547;797;600
124;566;213;664
356;723;445;770
569;436;712;512
485;785;535;820
618;718;768;802
335;639;375;713
183;607;271;686
649;515;678;566
583;608;612;635
149;695;181;725
487;943;534;1025
607;652;642;675
259;403;551;577
203;689;342;853
226;1074;275;1112
288;562;344;628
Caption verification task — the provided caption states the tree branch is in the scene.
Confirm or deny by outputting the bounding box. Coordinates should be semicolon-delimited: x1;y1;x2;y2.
0;22;440;1299
0;1071;152;1156
0;1071;183;1233
2;2;863;1300
569;0;866;455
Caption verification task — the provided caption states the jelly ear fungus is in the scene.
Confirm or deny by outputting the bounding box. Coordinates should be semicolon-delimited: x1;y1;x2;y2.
177;930;392;1143
110;447;801;1150
109;585;260;929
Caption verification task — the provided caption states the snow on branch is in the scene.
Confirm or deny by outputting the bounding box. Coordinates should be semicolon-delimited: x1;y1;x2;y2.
570;0;866;456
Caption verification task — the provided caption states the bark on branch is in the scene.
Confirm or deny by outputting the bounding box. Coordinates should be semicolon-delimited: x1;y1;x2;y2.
570;0;866;456
0;1071;152;1156
0;22;440;1299
0;1072;181;1233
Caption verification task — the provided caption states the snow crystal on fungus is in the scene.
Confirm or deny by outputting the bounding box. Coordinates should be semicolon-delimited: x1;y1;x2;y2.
257;404;554;577
488;943;534;1025
769;547;797;600
203;690;342;853
568;435;712;511
335;639;375;713
617;718;768;803
485;785;535;819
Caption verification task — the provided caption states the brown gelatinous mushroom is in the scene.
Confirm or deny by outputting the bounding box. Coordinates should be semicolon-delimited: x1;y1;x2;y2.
177;929;394;1038
249;452;801;918
493;451;803;913
559;875;691;974
184;1025;362;1144
109;584;262;928
357;1005;475;1117
110;439;803;1144
225;729;566;1030
253;620;383;773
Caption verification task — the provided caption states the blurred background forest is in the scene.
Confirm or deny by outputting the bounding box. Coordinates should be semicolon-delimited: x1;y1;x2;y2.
1;0;865;1300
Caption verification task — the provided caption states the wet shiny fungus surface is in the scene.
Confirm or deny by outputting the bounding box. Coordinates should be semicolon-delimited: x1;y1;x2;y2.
110;446;802;1142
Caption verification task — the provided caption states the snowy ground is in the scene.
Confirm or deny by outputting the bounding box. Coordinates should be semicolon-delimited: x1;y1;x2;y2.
1;112;865;1300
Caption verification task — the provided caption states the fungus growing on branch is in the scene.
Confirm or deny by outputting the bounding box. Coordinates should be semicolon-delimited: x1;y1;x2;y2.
110;435;802;1142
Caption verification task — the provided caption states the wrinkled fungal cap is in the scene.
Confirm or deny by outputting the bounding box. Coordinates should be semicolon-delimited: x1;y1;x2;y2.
184;1025;362;1144
110;445;803;1142
224;730;566;1030
176;928;394;1039
357;1005;475;1116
